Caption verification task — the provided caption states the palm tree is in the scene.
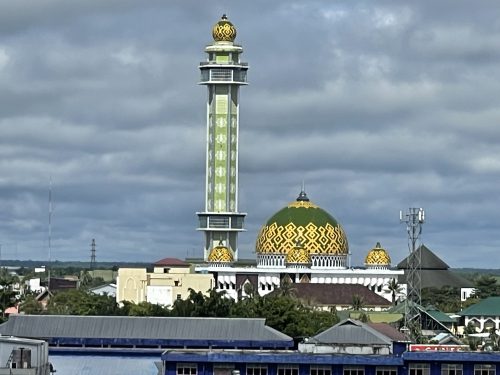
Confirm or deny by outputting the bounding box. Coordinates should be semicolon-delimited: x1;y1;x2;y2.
351;294;365;311
384;278;402;305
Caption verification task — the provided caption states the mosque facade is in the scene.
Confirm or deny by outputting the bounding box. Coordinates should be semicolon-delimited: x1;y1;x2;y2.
196;16;403;302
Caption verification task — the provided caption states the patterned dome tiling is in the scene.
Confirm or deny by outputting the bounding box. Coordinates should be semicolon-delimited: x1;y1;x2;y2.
208;244;234;263
256;191;349;256
365;242;391;266
286;243;311;264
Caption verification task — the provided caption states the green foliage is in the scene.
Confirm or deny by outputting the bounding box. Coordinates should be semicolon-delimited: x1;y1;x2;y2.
351;295;365;311
0;271;19;319
472;275;500;299
46;290;120;315
383;279;402;305
121;301;169;316
421;286;461;312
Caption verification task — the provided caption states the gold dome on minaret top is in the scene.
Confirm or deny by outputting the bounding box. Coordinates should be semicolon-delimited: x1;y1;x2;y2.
208;242;234;263
212;14;237;42
365;242;391;267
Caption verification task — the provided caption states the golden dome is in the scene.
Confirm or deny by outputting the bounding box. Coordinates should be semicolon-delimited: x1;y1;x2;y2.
208;243;234;263
212;14;237;42
365;242;391;266
256;191;349;256
286;243;311;265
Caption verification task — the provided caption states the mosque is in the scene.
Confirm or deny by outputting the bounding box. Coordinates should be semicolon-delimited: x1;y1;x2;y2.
195;15;403;302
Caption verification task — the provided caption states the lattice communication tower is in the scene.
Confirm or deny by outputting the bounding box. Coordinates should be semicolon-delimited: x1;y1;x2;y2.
400;207;425;341
90;239;96;270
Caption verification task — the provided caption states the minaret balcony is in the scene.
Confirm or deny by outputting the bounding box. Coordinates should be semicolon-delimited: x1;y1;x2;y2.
199;67;248;84
197;212;246;231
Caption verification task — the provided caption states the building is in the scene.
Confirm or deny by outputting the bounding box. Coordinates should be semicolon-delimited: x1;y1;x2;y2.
116;258;213;305
88;283;117;297
459;297;500;332
0;336;52;375
3;314;500;375
397;245;475;301
194;16;403;303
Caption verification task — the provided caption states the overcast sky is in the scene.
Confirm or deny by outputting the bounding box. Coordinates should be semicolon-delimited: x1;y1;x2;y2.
1;1;499;267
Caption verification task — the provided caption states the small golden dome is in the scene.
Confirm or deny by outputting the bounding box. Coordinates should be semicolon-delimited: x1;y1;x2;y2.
208;243;234;263
212;14;237;42
365;242;391;266
286;243;311;265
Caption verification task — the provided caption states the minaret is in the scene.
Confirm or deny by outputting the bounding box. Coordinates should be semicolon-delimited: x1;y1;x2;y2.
197;15;248;261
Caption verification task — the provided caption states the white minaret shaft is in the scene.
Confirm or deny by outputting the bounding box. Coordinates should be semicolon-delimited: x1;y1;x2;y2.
197;15;248;261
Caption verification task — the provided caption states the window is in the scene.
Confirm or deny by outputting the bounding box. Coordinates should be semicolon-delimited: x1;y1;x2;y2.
409;363;430;375
174;280;180;286
247;365;267;375
177;364;197;375
163;268;170;274
311;366;331;375
344;367;364;375
278;365;299;375
475;364;496;375
176;294;182;300
376;367;397;375
441;364;463;375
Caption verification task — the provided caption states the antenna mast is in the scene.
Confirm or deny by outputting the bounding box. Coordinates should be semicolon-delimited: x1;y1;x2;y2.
48;178;53;292
400;207;425;342
90;239;96;270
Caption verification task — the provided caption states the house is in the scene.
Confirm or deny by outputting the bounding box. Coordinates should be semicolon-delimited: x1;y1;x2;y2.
459;296;500;332
116;258;214;306
88;283;117;297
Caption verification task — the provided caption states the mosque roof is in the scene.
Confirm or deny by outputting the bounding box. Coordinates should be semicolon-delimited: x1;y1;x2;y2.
365;242;391;266
292;284;391;308
397;245;449;269
256;190;348;256
208;244;234;263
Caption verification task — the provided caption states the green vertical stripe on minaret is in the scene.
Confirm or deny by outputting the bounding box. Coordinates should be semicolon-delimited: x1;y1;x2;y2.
214;94;228;212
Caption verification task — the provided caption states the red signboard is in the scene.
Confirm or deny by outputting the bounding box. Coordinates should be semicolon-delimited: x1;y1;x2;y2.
409;344;468;352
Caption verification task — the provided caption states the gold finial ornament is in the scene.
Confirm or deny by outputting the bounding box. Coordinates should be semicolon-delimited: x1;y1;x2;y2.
212;14;237;42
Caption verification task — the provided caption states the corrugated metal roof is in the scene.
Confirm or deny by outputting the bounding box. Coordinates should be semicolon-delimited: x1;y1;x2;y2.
0;315;292;343
312;319;393;346
459;296;500;317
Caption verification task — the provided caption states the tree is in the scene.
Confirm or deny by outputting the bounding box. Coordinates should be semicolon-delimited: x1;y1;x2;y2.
384;279;403;305
472;275;500;299
46;290;120;315
351;294;365;311
0;272;19;319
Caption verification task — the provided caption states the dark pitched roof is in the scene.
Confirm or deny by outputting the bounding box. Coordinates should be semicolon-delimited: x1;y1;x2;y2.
292;283;391;308
397;245;449;270
49;277;78;291
313;319;393;345
154;258;190;267
397;269;473;289
0;315;293;348
367;322;407;342
459;297;500;317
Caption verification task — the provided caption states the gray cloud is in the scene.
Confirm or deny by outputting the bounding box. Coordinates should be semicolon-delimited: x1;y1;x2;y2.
0;1;499;268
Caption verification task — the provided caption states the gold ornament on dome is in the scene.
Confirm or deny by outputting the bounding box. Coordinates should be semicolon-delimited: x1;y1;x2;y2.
256;221;348;255
288;200;318;209
212;15;237;42
365;242;391;265
286;244;311;264
208;244;234;263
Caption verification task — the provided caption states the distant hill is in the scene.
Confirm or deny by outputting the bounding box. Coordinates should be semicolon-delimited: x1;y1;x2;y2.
0;259;150;269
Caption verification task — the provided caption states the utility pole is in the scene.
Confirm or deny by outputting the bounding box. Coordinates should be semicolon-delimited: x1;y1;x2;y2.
400;207;425;342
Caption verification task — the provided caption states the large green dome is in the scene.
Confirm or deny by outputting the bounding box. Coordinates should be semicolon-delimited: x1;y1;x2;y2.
255;191;349;256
